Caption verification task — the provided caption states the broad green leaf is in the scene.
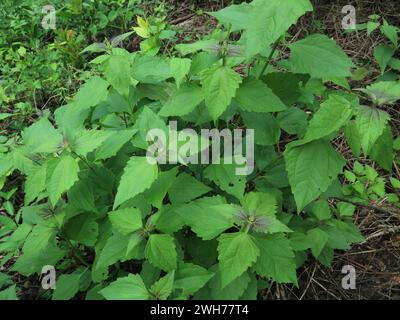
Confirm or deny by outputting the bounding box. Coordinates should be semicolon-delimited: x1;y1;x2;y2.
204;163;245;200
170;58;191;88
380;23;398;47
241;192;277;216
217;232;259;287
64;214;98;246
143;167;178;209
355;105;390;154
52;274;81;300
100;274;150;300
201;66;242;121
73;76;109;110
113;156;158;209
73;130;111;157
95;129;137;161
370;125;393;171
288;34;354;78
307;228;329;258
149;271;175;300
235;78;287;112
209;3;252;31
174;263;214;297
145;234;177;272
277;107;308;135
0;285;18;300
178;197;237;240
108;208;142;235
285;139;345;211
176;39;219;56
104;55;131;97
253;234;297;284
311;199;331;220
168;172;211;204
303;94;353;142
241;111;280;146
48;155;80;206
208;265;251;300
24;164;47;204
22;117;63;154
131;55;171;83
359;81;400;105
374;44;395;74
159;84;204;117
243;0;313;58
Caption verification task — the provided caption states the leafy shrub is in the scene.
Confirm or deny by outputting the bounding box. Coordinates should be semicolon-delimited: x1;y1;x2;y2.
1;0;399;300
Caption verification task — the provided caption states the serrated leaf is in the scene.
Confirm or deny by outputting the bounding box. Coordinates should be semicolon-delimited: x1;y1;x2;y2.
359;81;400;105
48;155;80;206
95;129;137;161
307;228;329;258
217;232;259;287
253;234;297;284
174;263;214;297
170;58;191;88
113;157;158;209
145;234;177;272
149;271;175;300
52;274;81;300
108;207;142;235
285;139;345;212
168;172;211;204
374;45;395;74
243;0;313;58
104;55;131;97
288;34;354;78
235;78;287;112
73;76;109;110
100;274;149;300
355;105;390;155
73;130;111;157
201;66;242;121
159;84;204;117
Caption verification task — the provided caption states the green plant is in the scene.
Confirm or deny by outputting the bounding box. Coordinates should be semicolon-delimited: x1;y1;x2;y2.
1;0;399;300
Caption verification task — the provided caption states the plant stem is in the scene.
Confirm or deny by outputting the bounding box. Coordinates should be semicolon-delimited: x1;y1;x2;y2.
257;38;281;79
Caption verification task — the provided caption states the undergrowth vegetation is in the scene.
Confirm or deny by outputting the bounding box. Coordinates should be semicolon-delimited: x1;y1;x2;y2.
0;0;399;300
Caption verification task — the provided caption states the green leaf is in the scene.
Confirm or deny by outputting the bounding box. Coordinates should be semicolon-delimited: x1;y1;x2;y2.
235;78;287;113
253;234;297;284
355;106;390;155
48;155;80;206
303;94;353;142
288;34;354;78
132;55;171;83
168;172;211;204
201;66;242;121
95;129;137;161
374;45;395;74
179;197;237;240
370;124;393;171
73;130;111;157
145;234;177;272
337;202;356;217
159;84;204;117
52;274;81;300
209;3;252;31
217;232;259;288
149;271;175;300
24;164;47;204
243;0;313;58
104;55;131;97
113;156;158;209
307;228;329;258
380;23;398;46
241;111;280;146
204;163;245;200
108;207;142;235
311;199;331;220
22;117;63;154
176;39;219;56
143;167;178;209
73;76;109;110
100;274;150;300
170;58;191;88
241;192;277;216
359;81;400;105
174;263;214;297
64;214;99;246
277;107;308;135
285;139;345;211
0;285;18;300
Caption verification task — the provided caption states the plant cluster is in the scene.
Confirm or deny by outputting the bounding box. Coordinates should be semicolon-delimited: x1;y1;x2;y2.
0;0;399;300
